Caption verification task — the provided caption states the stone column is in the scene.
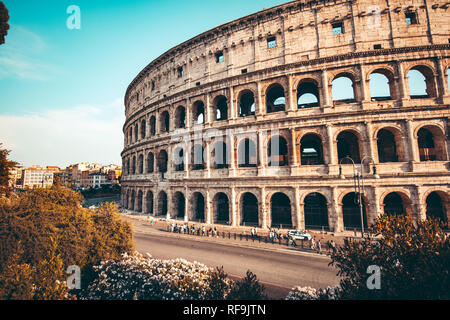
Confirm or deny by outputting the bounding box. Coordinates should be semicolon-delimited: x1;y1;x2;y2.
359;64;370;103
205;94;211;125
186;98;192;130
205;141;211;178
365;122;378;163
321;70;331;108
290;128;299;167
229;86;236;120
206;189;212;224
396;61;409;105
405;119;420;163
231;188;238;227
287;74;296;112
326;124;338;175
229;135;237;177
295;188;304;230
436;57;449;98
260;187;268;229
330;187;343;232
256;82;264;116
257;130;266;176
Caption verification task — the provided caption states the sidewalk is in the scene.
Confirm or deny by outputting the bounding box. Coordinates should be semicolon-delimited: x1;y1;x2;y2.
122;214;342;257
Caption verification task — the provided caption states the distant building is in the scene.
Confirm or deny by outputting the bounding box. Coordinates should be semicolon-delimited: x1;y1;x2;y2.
21;167;53;188
88;172;109;188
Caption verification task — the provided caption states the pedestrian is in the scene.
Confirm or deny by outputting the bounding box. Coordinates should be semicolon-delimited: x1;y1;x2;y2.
311;237;316;250
317;239;322;254
330;240;337;254
202;226;206;236
251;228;255;239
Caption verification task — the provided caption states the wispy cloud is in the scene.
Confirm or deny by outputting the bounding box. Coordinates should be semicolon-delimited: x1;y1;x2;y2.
0;98;125;168
0;25;60;81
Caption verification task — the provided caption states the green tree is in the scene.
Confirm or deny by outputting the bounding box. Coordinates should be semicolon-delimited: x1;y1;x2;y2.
0;143;18;196
330;214;450;299
0;185;134;299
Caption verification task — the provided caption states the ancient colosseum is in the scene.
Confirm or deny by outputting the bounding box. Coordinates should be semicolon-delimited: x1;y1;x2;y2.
121;0;450;233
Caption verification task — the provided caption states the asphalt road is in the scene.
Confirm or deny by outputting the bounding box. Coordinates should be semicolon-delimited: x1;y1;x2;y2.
134;230;340;299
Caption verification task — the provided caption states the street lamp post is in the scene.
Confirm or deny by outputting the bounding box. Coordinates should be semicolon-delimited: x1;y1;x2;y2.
339;155;378;237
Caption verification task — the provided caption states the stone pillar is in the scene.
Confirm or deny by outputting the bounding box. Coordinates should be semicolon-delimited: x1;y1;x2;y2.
229;86;236;120
405;119;420;162
231;188;238;227
206;189;212;224
436;57;449;98
414;185;427;221
396;61;409;104
290;128;299;167
287;74;296;112
257;130;267;176
184;187;190;221
229;135;237;177
330;187;343;232
205;94;211;125
256;82;264;116
260;187;268;229
365;122;378;163
359;64;370;103
295;188;304;230
326;124;338;175
371;187;382;225
205;141;211;178
321;70;331;108
186;98;192;130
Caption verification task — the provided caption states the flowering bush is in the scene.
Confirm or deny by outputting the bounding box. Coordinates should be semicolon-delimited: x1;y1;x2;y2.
81;252;232;300
286;285;340;300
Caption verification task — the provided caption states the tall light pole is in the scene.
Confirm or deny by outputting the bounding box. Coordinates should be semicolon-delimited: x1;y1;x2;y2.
339;155;379;237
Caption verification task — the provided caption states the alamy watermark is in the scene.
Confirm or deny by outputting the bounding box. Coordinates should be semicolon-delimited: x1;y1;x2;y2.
366;265;381;290
66;5;81;30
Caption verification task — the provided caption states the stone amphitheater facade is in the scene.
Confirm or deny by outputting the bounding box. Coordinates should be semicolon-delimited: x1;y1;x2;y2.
121;0;450;233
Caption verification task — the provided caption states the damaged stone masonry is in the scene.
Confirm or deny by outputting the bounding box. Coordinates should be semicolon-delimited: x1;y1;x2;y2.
120;0;450;233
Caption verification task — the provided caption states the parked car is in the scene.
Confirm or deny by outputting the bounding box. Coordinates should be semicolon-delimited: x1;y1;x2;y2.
287;230;312;241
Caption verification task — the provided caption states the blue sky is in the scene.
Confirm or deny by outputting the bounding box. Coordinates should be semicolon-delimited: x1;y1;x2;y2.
0;0;432;168
0;0;287;167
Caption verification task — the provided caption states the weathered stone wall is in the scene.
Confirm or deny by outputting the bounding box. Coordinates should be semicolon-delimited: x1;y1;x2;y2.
121;0;450;232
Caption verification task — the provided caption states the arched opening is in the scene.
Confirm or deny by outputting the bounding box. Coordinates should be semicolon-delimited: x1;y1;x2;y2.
137;190;143;212
174;192;185;219
266;84;286;113
426;192;448;228
138;154;144;174
214;96;228;121
125;190;129;209
173;147;185;172
129;128;133;144
239;90;255;117
192;192;205;222
297;81;320;108
337;131;361;163
193;101;205;125
300;134;324;165
150;116;156;136
271;192;292;228
214;193;229;224
126;158;130;175
238;138;257;168
175;106;186;129
192;144;205;170
241;192;259;226
377;129;399;162
146;191;153;214
157;191;167;216
417;127;447;161
332;74;356;103
342;192;367;230
130;190;135;211
408;66;436;98
268;136;289;167
369;71;393;101
160;111;170;133
132;156;136;174
157;150;168;173
304;193;329;230
141;120;146;139
147;152;154;173
211;141;229;169
383;192;406;216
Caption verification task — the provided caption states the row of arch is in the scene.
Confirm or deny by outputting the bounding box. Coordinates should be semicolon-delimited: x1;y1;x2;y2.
124;125;447;175
123;189;449;230
126;63;450;145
